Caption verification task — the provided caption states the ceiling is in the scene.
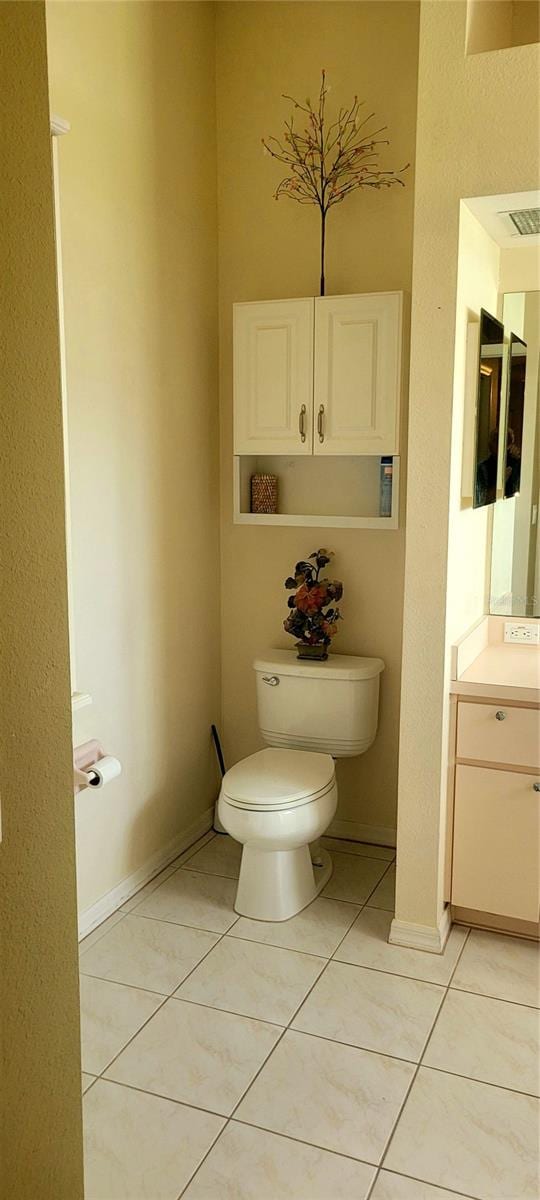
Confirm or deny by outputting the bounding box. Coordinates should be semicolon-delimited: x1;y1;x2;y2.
464;191;540;248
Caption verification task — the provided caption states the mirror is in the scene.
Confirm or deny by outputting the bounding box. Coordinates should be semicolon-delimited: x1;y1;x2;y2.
473;309;505;508
490;290;540;617
504;333;526;499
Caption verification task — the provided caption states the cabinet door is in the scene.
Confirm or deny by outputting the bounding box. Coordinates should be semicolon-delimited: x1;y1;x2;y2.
234;299;314;455
452;764;540;921
457;701;540;770
314;293;402;455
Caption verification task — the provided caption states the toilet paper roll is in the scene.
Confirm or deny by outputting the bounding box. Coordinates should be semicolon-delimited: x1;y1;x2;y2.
87;756;122;789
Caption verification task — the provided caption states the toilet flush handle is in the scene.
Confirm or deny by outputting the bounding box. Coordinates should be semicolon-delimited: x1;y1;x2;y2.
262;675;280;686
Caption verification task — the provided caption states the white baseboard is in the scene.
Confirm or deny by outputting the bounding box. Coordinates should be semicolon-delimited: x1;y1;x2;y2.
389;905;452;955
327;816;396;849
78;805;215;940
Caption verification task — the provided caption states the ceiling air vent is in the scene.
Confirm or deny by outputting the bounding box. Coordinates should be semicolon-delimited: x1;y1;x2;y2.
507;208;540;236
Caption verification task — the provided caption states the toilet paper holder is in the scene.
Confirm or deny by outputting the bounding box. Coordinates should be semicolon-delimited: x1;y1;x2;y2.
74;739;122;793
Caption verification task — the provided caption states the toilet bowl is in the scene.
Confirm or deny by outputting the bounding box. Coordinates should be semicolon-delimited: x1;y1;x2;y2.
218;747;337;921
218;649;384;922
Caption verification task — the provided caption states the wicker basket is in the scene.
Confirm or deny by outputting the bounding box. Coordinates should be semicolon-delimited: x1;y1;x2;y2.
251;473;278;514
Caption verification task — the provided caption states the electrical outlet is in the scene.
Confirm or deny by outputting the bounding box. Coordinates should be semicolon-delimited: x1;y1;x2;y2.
504;621;540;645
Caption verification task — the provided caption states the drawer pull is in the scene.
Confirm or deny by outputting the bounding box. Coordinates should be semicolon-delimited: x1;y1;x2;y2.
495;710;506;721
534;782;540;793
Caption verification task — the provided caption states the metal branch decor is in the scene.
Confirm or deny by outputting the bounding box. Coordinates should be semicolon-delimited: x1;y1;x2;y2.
262;70;408;295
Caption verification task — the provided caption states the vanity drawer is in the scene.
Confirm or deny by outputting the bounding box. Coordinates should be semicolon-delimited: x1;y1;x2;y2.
456;701;540;769
452;764;540;921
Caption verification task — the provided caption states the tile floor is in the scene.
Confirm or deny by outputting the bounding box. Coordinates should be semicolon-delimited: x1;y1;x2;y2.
79;831;540;1200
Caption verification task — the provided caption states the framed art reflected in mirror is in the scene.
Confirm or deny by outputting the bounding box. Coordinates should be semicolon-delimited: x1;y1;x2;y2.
474;309;505;509
490;291;539;618
503;333;526;499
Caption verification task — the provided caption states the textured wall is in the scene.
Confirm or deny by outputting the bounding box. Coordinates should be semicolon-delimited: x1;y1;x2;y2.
396;0;540;932
216;1;420;842
46;0;221;916
0;2;83;1194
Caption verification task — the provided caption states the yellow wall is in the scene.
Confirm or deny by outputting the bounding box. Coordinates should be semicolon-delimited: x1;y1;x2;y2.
46;1;221;919
396;0;540;935
0;3;83;1194
499;244;540;292
216;1;419;842
467;0;540;53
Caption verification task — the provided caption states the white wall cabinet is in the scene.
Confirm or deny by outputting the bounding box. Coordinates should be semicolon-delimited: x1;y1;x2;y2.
234;299;314;456
314;293;402;456
234;292;403;458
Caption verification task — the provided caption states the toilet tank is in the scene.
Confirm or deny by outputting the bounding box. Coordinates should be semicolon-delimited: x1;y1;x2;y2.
254;650;385;758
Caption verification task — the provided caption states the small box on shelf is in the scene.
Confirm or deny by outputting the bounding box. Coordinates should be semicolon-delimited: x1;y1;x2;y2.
251;473;278;514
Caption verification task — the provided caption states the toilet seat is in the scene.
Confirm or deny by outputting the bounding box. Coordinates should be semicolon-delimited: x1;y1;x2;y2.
221;747;335;812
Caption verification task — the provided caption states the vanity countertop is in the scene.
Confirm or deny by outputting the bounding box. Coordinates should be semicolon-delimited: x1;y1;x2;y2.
451;616;540;703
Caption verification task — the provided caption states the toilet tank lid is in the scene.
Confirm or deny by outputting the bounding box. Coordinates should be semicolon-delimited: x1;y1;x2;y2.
254;649;385;681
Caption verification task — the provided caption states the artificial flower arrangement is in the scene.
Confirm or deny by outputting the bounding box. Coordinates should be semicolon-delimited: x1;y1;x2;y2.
283;549;343;660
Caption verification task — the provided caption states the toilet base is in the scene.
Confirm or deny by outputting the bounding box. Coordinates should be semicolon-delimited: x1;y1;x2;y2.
234;845;333;922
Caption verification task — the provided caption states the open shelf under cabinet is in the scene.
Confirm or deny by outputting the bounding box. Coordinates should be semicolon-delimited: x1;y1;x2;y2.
234;454;401;530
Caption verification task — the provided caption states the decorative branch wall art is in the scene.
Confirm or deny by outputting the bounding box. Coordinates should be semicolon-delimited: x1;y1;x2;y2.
262;70;408;296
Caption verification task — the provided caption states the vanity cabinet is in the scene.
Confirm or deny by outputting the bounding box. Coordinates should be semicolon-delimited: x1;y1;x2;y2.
456;701;539;768
452;764;539;922
233;292;402;457
450;699;540;926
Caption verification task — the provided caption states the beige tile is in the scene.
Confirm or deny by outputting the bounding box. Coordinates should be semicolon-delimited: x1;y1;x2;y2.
292;961;443;1061
82;1073;96;1094
385;1067;540;1199
334;908;468;985
366;866;396;912
119;866;180;914
80;913;218;995
236;1029;414;1163
322;836;395;861
424;988;539;1095
177;936;324;1025
322;851;387;904
83;1078;224;1200
451;929;540;1007
184;834;242;879
132;868;238;934
229;896;360;958
176;831;220;864
79;911;125;954
80;974;163;1076
120;832;215;913
105;997;281;1116
183;1120;376;1200
372;1172;471;1200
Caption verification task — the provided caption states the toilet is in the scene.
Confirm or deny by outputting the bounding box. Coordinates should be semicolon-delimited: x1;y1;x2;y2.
218;649;385;921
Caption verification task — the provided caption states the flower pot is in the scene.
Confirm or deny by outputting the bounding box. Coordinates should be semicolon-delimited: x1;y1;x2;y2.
295;642;328;661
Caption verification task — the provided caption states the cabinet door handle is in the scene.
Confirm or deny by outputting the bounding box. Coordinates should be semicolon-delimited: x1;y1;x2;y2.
298;405;306;443
534;782;540;793
495;710;506;721
318;404;325;443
